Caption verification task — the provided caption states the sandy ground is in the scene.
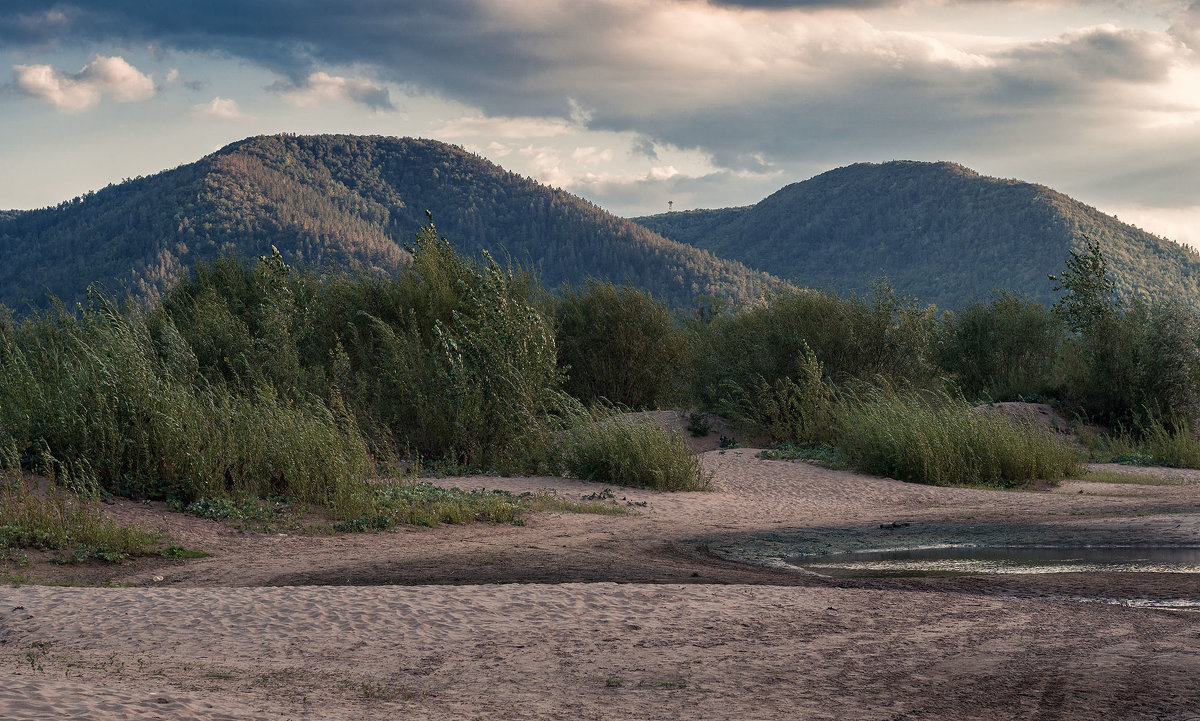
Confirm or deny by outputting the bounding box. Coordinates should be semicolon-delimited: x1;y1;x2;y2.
4;428;1200;719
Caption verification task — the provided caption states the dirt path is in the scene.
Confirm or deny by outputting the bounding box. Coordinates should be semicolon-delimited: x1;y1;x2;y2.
3;449;1200;719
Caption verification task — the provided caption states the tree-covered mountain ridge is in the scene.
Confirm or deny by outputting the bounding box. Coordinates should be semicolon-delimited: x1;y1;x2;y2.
0;134;777;309
632;160;1200;309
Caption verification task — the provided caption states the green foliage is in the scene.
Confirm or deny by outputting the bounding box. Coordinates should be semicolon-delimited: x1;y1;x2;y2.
756;443;851;469
0;294;371;509
1087;419;1200;469
634;160;1200;310
0;450;160;562
715;345;836;445
834;385;1081;487
0;220;593;525
694;284;942;428
160;544;212;559
1061;299;1200;429
554;280;687;409
939;291;1065;401
1050;237;1119;332
560;408;711;491
686;413;711;437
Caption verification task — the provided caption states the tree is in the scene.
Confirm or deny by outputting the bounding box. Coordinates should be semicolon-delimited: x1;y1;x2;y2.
1049;237;1118;333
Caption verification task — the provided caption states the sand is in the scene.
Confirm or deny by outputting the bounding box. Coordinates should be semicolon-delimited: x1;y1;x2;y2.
3;441;1200;719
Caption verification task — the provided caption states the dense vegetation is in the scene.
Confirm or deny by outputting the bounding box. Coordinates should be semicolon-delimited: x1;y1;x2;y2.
0;134;776;310
633;161;1200;309
4;210;1200;564
0;222;713;555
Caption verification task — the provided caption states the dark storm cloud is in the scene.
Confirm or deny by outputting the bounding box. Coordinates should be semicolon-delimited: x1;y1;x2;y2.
1005;26;1179;85
2;1;1195;186
705;0;897;7
0;1;556;112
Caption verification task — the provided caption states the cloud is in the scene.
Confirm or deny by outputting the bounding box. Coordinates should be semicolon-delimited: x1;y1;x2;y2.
435;115;572;139
190;96;244;119
12;54;155;111
271;71;393;111
4;0;1200;206
572;146;614;165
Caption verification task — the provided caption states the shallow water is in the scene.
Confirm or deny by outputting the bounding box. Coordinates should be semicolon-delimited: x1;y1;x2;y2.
791;544;1200;577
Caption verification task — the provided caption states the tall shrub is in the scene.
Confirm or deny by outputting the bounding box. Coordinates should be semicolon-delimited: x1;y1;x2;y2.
554;280;686;409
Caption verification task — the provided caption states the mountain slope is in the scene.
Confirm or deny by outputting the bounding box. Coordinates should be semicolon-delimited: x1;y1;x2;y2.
0;134;776;309
632;161;1200;309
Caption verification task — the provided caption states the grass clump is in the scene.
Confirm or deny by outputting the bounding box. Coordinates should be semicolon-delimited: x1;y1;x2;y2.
332;481;626;531
835;385;1081;487
0;450;159;563
1083;418;1200;469
756;443;851;469
1074;470;1175;486
560;408;711;491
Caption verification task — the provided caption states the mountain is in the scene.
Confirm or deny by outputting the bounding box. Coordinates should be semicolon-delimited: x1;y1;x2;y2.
0;134;776;310
632;161;1200;309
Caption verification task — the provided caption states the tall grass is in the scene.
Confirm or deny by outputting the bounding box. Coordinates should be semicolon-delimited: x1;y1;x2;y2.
560;407;710;491
0;221;577;524
835;385;1081;487
1085;418;1200;469
0;297;371;510
0;440;159;562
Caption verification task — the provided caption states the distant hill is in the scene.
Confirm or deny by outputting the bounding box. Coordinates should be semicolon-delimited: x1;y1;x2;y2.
632;161;1200;309
0;134;776;309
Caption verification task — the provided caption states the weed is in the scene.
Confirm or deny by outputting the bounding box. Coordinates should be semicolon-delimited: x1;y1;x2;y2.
160;544;212;560
0;467;159;562
638;678;687;690
757;444;851;469
23;641;49;672
686;413;710;438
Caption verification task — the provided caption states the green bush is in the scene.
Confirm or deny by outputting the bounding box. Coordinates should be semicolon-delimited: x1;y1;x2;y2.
939;291;1065;401
694;283;942;417
1061;299;1200;429
835;385;1081;487
713;344;836;445
560;408;710;491
554;280;687;409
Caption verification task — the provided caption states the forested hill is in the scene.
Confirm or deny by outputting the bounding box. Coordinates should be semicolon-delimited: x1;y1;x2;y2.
632;161;1200;309
0;134;776;309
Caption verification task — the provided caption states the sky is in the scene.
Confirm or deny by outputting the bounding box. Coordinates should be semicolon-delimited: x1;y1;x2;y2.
4;1;1200;246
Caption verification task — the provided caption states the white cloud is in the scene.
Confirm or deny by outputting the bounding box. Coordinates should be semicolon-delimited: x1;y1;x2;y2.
436;115;572;139
13;55;155;112
276;71;393;111
1101;203;1200;250
166;68;179;85
190;96;245;120
571;146;614;165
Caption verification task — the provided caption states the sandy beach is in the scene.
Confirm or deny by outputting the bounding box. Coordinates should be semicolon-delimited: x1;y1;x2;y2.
4;441;1200;719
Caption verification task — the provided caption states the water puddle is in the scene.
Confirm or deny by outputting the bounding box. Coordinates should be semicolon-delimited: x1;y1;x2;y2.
789;545;1200;577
